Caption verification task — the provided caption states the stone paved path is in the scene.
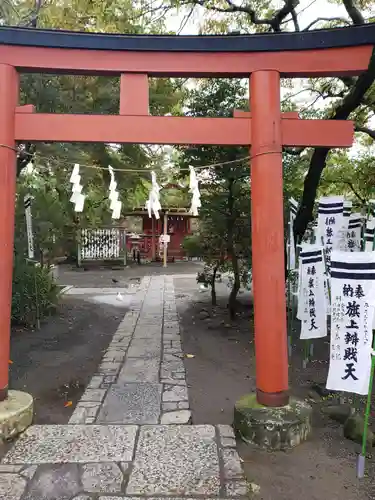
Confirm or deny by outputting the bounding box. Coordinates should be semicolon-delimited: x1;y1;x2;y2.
0;276;247;499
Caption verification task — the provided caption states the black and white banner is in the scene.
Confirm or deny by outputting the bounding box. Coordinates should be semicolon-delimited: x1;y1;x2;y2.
24;194;34;259
287;198;298;270
338;200;353;250
326;251;375;395
345;214;363;252
298;246;327;339
318;196;344;273
364;218;375;252
343;200;352;222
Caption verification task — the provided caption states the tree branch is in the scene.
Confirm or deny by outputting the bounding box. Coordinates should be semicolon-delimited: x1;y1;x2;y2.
294;47;375;243
355;125;375;140
342;180;366;204
183;0;300;32
303;17;351;31
19;0;44;27
290;8;300;31
342;0;365;24
188;0;276;28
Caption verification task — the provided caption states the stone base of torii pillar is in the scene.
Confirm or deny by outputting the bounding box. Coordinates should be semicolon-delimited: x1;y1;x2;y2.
233;393;312;450
0;391;34;443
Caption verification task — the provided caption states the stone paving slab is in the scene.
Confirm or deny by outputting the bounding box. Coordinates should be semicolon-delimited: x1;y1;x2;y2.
117;357;160;383
2;425;138;464
128;425;221;496
96;383;162;424
126;338;162;358
0;424;246;499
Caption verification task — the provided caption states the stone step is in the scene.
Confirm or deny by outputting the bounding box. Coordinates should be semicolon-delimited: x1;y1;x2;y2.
0;424;247;499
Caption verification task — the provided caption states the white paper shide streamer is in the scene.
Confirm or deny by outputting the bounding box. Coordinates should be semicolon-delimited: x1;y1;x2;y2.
24;194;34;259
189;166;201;216
146;171;162;219
326;251;375;395
108;165;122;220
69;164;86;212
298;246;327;339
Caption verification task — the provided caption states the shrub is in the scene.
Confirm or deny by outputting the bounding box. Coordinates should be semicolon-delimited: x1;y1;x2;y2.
12;257;60;327
182;234;203;258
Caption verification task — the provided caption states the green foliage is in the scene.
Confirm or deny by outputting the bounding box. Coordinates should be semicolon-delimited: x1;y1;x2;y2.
6;0;187;262
177;79;251;313
182;234;203;258
12;258;59;327
319;149;375;204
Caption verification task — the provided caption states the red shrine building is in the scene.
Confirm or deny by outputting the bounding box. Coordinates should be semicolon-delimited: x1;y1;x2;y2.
124;208;196;262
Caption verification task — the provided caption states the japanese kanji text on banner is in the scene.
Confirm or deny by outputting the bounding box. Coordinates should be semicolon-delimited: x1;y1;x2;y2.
326;251;375;395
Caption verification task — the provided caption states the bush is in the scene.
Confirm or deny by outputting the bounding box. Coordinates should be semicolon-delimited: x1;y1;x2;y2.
182;234;203;258
12;258;60;327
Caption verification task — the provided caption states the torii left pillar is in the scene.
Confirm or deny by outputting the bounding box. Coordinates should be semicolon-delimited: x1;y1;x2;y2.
0;64;18;402
0;64;33;438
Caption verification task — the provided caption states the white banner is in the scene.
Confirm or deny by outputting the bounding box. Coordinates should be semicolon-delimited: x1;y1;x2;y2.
299;246;327;339
326;251;375;395
317;196;344;273
364;218;375;252
343;200;352;224
24;194;34;259
287;198;298;270
345;214;363;252
338;200;352;250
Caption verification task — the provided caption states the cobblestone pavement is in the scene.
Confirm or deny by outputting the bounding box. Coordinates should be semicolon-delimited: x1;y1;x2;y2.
0;276;247;499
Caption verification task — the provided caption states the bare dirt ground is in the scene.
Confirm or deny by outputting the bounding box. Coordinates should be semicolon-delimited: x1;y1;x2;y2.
175;275;375;500
6;262;202;427
7;262;202;428
9;297;126;425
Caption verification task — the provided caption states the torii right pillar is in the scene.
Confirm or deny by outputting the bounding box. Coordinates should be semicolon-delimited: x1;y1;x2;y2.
234;69;346;449
250;70;289;408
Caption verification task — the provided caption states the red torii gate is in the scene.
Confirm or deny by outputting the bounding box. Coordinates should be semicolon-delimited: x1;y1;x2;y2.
0;25;374;407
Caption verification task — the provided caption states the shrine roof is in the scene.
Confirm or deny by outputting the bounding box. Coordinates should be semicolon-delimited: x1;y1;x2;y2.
0;24;374;53
124;208;196;216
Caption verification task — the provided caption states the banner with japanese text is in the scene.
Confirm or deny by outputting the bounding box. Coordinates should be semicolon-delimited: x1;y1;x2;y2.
299;246;327;339
287;198;298;270
317;196;344;273
326;251;375;395
364;218;375;252
24;194;34;259
345;214;363;252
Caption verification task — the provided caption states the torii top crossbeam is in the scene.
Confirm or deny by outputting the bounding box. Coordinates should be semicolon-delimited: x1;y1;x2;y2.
0;24;374;407
0;24;374;77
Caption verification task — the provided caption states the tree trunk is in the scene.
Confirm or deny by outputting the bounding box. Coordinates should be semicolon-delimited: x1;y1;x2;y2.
228;254;241;320
211;264;218;306
226;177;240;319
